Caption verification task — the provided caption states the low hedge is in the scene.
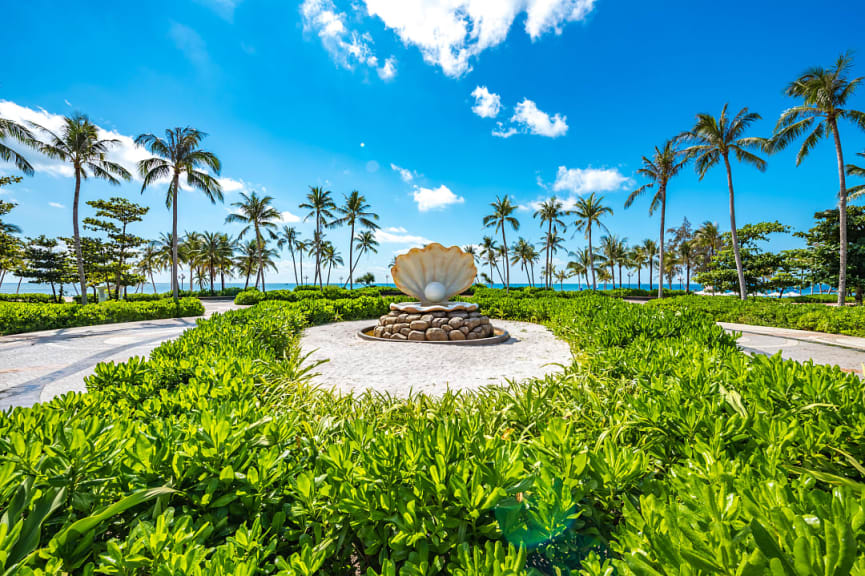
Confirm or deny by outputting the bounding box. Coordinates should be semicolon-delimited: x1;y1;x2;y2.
73;287;245;304
235;286;408;305
0;292;58;303
648;294;865;337
0;297;204;335
3;293;865;573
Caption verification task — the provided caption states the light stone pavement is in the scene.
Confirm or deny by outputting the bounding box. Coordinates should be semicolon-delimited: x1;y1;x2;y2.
0;300;239;409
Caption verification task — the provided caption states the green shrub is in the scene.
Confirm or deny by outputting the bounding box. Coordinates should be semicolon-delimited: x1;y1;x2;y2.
0;297;204;335
234;286;409;305
2;293;865;574
649;294;865;337
0;292;57;303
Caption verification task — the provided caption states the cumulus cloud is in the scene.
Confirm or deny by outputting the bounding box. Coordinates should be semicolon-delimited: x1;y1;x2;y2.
362;0;596;77
378;56;397;80
552;166;631;194
471;86;501;118
280;210;302;223
48;202;64;209
390;163;418;183
301;0;397;80
217;177;246;193
493;98;568;138
412;184;464;212
376;227;431;244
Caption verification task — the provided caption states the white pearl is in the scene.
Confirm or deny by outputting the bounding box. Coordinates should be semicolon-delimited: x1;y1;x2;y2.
424;281;447;303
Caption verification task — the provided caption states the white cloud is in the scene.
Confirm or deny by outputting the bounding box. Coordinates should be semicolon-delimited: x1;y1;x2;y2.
280;210;302;223
169;22;211;74
217;177;246;193
390;163;418;183
301;0;397;80
552;166;631;194
376;227;431;244
494;98;567;138
362;0;596;77
471;86;501;118
378;56;397;80
491;122;517;138
386;226;407;233
412;184;464;212
48;202;64;209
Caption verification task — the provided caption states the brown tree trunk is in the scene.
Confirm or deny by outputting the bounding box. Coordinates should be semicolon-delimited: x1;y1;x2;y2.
588;226;595;290
73;167;88;305
171;174;180;302
723;154;747;300
501;227;509;293
657;184;666;299
831;118;848;306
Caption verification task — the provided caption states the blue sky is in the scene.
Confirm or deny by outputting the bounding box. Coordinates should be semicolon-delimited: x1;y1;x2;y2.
2;0;865;284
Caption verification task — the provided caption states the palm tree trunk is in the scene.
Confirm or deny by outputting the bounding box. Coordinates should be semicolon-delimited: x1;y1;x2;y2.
299;248;304;286
723;155;747;300
170;177;180;302
831;118;848;306
637;266;641;290
588;226;595;290
618;264;623;289
658;186;666;300
501;228;509;293
348;222;355;289
244;269;250;289
255;224;265;294
150;271;156;293
648;260;653;291
73;168;88;305
290;247;298;286
546;222;552;288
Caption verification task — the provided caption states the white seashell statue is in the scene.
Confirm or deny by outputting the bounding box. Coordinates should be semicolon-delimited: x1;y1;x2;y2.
390;243;478;313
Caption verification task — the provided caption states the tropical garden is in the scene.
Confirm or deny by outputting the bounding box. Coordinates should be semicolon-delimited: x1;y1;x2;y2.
1;53;865;575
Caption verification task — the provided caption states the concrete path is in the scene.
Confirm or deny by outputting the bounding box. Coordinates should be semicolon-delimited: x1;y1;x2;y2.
721;322;865;376
0;300;239;409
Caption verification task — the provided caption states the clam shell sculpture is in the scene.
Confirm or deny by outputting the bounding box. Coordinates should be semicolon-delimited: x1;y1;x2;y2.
391;243;476;306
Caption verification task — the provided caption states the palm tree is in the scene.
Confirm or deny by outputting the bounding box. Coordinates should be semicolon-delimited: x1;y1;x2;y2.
300;186;337;289
136;127;222;301
683;105;766;300
179;232;203;292
31;113;132;304
225;191;281;292
569;247;593;288
236;239;259;289
276;225;300;285
642;239;658;291
571;192;612;290
771;52;865;305
321;241;344;285
678;239;695;293
296;238;310;286
629;246;647;289
846;151;865;199
554;268;569;290
137;241;162;293
694;220;723;268
351;230;379;280
215;233;234;291
198;231;222;294
526;244;540;287
0;117;35;175
257;242;280;289
511;237;534;287
600;235;619;288
541;229;566;287
334;190;379;289
533;197;567;288
479;236;501;286
483;196;519;292
625;139;687;299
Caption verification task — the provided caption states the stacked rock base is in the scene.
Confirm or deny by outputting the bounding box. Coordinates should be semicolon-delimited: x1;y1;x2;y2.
373;309;494;341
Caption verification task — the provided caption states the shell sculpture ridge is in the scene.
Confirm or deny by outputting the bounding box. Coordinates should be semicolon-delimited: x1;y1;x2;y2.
390;243;478;312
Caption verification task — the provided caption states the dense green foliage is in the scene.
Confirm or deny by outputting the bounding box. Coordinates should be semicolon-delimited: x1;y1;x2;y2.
74;287;245;304
0;292;56;303
797;206;865;303
649;294;865;337
234;285;407;305
0;297;204;335
3;293;865;574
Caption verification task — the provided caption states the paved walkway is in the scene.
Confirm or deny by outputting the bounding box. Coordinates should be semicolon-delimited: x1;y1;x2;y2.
721;322;865;375
0;300;239;409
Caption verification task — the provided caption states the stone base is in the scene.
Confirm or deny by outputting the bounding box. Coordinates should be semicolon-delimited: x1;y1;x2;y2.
373;308;494;341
